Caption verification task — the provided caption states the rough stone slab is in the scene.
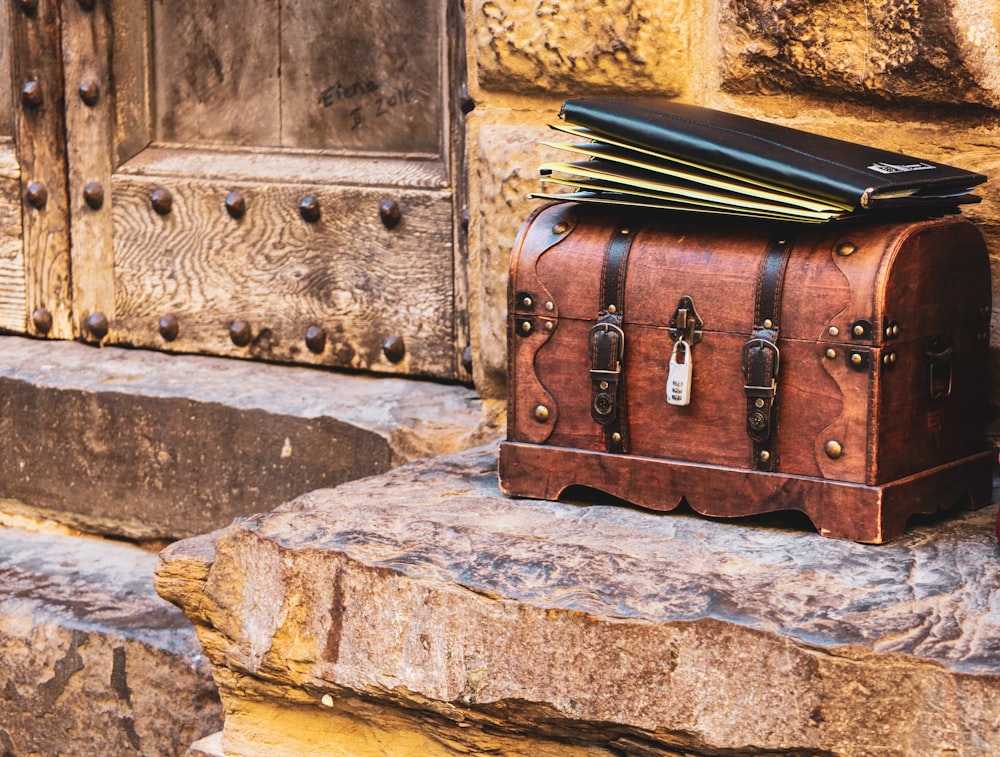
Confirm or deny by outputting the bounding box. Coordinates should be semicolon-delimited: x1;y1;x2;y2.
156;445;1000;756
0;336;495;539
0;522;222;756
719;0;1000;107
469;0;689;97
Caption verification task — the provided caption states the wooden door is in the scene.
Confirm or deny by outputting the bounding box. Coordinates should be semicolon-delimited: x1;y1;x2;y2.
9;0;468;381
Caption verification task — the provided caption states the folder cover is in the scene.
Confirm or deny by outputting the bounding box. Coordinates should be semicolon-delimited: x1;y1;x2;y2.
534;99;987;223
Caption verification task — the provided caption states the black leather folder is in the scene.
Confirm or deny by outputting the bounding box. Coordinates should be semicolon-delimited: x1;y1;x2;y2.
535;99;986;222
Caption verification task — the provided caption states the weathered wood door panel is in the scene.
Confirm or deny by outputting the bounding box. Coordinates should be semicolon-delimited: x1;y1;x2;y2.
8;0;466;381
4;0;73;339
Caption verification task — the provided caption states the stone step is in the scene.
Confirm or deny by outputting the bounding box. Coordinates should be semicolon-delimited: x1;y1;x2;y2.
0;336;495;541
0;517;222;757
156;445;1000;757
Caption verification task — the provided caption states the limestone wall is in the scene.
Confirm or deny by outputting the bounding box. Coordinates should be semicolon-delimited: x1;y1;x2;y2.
463;0;1000;417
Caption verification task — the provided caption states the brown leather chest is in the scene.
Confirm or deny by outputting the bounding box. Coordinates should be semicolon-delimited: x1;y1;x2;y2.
498;201;993;542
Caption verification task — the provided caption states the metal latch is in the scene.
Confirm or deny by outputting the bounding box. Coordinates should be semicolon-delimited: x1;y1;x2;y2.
669;295;704;345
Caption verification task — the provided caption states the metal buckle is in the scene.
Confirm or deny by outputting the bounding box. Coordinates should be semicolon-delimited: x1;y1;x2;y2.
743;338;780;379
589;321;625;377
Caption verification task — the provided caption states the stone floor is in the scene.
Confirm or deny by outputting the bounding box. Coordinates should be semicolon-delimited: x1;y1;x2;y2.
157;444;1000;757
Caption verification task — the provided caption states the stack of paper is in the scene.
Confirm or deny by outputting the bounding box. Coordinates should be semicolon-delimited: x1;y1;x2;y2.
534;99;986;223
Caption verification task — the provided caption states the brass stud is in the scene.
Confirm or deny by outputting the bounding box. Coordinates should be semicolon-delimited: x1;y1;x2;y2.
836;242;857;257
763;318;773;329
79;80;100;106
853;324;865;337
552;221;568;234
379;199;402;229
229;320;252;347
828;326;839;337
544;321;554;331
612;432;622;443
851;352;863;365
225;191;246;219
150;187;173;215
520;320;532;334
599;381;609;390
305;325;327;354
545;301;554;311
158;314;179;342
892;324;900;336
25;182;47;209
759;450;771;462
620;228;630;235
86;312;109;339
382;335;405;363
533;405;550;423
521;296;533;308
299;196;320;223
31;308;52;334
83;181;104;210
889;352;897;364
824;440;844;459
20;80;42;109
608;304;617;314
825;348;837;359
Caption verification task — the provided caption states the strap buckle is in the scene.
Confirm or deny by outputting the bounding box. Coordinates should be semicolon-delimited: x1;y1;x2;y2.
589;321;625;380
742;338;780;384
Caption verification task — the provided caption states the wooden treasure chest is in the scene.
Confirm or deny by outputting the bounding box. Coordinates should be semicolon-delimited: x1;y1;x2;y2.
498;202;993;542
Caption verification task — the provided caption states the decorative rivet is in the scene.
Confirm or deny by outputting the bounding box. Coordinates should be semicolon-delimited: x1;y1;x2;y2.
544;320;554;331
836;242;857;257
150;187;173;215
851;352;863;365
299;196;320;223
225;191;246;219
520;320;532;333
892;324;900;336
763;318;773;329
620;228;630;235
78;80;100;106
754;398;765;408
824;440;844;459
608;304;617;314
828;326;839;337
379;199;402;229
853;325;865;337
305;325;327;354
521;296;533;308
382;335;405;363
545;301;554;311
25;182;48;209
599;381;609;390
612;432;622;443
825;348;837;359
889;352;897;364
31;308;52;334
21;80;42;109
229;320;252;347
552;221;568;234
78;0;95;9
533;405;550;422
83;181;104;210
759;450;771;462
158;314;179;341
86;312;109;339
18;0;38;15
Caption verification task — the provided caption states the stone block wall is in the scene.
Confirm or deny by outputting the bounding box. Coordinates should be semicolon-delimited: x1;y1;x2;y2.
463;0;1000;418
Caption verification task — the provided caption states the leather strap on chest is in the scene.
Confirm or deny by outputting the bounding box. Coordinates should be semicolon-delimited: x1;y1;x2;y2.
590;222;638;454
743;233;794;472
